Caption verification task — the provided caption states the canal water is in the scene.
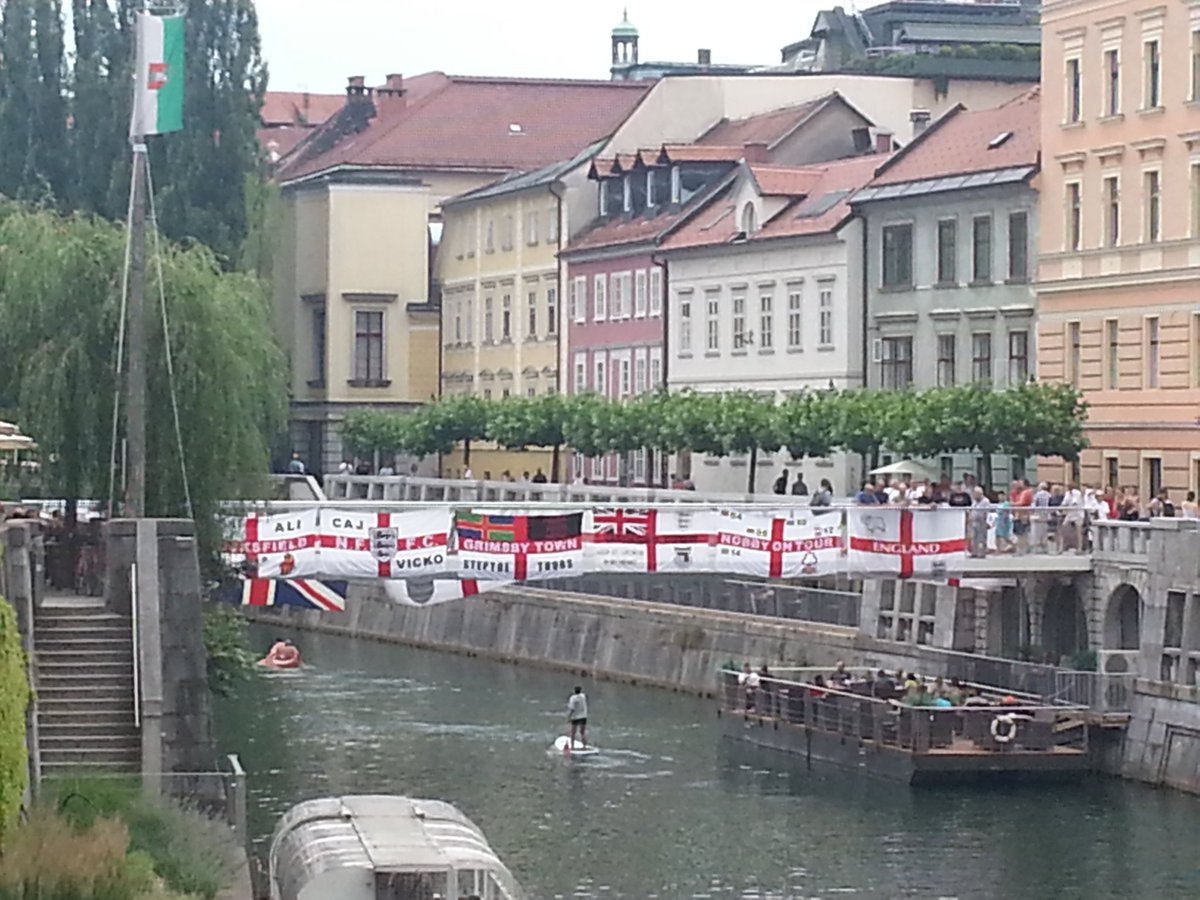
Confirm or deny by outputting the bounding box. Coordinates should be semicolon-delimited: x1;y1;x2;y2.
217;626;1200;899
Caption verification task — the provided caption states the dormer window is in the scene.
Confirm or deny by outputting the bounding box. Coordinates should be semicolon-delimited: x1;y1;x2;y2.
623;174;633;213
742;202;758;234
646;169;657;208
670;166;682;205
601;177;623;217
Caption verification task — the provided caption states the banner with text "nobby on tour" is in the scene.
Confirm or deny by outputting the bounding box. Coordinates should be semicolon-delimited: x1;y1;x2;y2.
221;505;971;582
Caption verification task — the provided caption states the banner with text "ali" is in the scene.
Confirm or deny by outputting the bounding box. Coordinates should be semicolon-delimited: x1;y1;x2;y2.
236;509;321;578
583;507;718;574
453;511;584;580
847;507;967;578
712;509;843;578
318;508;452;579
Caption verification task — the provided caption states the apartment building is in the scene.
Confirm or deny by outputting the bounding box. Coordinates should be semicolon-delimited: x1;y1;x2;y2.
1038;0;1200;499
853;91;1040;487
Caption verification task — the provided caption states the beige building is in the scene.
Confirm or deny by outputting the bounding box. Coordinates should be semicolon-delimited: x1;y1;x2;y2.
1038;0;1200;501
438;147;602;479
272;73;650;473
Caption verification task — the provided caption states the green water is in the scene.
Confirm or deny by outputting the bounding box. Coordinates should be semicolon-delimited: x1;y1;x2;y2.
216;626;1200;898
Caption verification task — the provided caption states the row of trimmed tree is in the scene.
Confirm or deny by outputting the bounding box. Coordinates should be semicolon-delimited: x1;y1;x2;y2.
342;383;1089;492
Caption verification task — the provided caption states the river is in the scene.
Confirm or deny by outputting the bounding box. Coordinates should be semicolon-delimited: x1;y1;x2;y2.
216;626;1200;899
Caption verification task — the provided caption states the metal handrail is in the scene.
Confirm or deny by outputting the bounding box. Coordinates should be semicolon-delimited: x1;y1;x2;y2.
130;562;140;730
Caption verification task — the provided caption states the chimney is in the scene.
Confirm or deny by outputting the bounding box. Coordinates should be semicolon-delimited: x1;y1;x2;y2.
376;72;406;106
874;130;893;154
909;108;931;138
697;48;712;66
346;75;371;104
743;141;769;164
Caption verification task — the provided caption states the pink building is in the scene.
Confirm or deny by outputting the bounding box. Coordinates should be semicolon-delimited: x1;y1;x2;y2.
1038;0;1200;502
561;94;878;485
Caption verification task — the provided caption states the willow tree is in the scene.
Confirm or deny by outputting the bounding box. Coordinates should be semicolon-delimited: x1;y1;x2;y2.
0;202;287;551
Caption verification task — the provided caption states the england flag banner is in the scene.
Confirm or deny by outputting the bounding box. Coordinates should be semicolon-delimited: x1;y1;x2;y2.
712;509;843;578
238;509;321;578
453;511;584;581
847;508;967;578
646;508;719;573
318;508;451;579
584;507;719;573
384;577;510;606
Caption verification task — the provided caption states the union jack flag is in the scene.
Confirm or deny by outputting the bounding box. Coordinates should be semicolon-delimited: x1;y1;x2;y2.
592;508;651;540
215;579;348;613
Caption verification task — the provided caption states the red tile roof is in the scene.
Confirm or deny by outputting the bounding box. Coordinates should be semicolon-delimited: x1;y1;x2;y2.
260;91;344;128
564;201;705;255
659;144;746;163
278;73;651;182
868;88;1040;187
697;95;830;148
660;154;887;252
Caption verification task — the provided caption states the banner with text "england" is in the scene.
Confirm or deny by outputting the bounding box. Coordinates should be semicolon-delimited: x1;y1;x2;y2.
319;508;452;579
453;511;583;580
712;509;843;578
239;509;321;578
847;507;967;578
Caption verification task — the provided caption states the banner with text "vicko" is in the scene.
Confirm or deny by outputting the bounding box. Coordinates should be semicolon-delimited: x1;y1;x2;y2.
319;508;452;579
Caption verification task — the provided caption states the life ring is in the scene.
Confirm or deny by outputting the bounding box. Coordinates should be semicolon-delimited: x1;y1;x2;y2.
990;713;1019;744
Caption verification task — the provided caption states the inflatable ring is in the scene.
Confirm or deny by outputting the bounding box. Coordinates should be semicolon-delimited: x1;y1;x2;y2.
990;713;1019;744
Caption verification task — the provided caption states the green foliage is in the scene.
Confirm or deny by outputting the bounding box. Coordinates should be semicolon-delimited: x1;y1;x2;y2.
0;808;189;899
50;778;239;899
340;386;1089;487
202;603;258;698
0;597;29;848
0;202;288;555
1;0;270;268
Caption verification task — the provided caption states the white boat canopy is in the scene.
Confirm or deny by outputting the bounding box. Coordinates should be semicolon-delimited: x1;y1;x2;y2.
269;795;526;900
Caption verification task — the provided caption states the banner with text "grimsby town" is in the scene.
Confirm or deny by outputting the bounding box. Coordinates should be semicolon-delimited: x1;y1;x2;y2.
318;508;452;579
847;507;967;578
452;511;584;581
711;509;844;578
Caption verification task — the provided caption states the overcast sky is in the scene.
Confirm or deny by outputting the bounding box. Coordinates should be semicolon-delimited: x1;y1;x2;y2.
255;0;827;92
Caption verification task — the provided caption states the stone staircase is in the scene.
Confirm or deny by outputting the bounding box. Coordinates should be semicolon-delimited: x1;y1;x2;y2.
33;602;140;777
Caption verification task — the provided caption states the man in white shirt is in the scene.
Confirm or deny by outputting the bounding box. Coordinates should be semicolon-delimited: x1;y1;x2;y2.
737;662;761;711
567;686;589;748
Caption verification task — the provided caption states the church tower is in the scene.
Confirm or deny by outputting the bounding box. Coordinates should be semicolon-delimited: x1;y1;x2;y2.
610;9;639;79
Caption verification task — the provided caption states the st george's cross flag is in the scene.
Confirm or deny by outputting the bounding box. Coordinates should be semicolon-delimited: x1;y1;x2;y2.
712;509;843;579
235;510;321;578
583;507;717;573
318;508;451;579
130;13;184;138
453;511;583;581
847;507;967;578
383;577;510;606
216;578;347;613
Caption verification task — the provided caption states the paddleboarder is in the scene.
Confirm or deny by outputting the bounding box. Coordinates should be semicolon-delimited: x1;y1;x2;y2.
567;685;589;749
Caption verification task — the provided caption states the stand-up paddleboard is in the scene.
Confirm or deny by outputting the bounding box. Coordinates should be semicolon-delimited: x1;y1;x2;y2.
553;736;599;757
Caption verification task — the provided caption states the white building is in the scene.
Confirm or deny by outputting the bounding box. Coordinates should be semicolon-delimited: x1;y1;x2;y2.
660;154;887;495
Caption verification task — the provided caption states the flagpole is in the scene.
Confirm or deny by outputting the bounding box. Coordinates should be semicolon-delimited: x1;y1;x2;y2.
125;140;148;518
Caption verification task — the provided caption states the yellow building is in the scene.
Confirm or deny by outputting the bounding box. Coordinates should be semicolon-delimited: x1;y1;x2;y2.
272;73;650;474
438;148;604;480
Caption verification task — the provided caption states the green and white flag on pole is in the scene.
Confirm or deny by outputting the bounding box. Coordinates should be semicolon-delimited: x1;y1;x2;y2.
129;12;185;138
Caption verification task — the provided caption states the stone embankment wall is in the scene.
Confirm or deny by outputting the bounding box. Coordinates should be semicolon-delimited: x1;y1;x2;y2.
248;584;960;695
